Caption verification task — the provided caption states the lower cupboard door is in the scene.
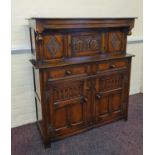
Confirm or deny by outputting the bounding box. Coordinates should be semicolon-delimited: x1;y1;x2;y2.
95;90;124;123
47;79;88;136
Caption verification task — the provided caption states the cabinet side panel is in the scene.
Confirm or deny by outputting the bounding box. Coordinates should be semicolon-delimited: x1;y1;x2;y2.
123;57;132;120
34;69;41;100
33;67;51;145
33;68;42;123
29;28;37;60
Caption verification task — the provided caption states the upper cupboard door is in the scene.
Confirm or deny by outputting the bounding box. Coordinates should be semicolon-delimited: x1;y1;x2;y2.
67;31;105;57
43;31;65;61
105;30;126;53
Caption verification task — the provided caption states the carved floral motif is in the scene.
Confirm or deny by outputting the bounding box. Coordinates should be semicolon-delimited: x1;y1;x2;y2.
72;35;100;52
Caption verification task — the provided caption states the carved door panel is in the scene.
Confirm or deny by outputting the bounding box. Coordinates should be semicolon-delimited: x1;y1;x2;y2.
95;71;127;122
105;31;126;53
43;32;64;61
47;78;89;136
67;31;105;57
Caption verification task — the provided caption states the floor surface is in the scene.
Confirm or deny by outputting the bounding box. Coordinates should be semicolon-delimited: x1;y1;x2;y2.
11;93;143;155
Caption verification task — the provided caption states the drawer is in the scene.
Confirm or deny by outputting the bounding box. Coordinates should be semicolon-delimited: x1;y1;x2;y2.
97;60;128;72
47;65;87;80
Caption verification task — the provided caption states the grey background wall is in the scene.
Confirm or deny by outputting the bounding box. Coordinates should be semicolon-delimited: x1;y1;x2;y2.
11;0;143;127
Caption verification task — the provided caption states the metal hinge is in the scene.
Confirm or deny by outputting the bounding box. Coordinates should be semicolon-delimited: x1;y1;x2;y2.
54;102;59;108
124;76;128;83
45;91;50;102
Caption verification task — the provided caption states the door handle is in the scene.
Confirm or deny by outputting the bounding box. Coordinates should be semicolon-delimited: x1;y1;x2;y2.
82;96;88;102
65;70;72;76
96;94;101;99
109;64;116;69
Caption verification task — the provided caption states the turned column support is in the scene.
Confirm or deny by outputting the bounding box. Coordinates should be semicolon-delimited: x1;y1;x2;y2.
35;31;44;62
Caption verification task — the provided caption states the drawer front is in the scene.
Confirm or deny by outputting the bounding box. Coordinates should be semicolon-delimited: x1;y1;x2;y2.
47;65;88;80
97;60;128;73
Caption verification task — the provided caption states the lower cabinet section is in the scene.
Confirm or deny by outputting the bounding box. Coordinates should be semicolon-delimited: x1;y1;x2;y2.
44;68;129;141
33;57;131;147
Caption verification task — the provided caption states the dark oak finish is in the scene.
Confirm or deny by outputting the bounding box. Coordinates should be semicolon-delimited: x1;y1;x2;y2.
28;18;135;147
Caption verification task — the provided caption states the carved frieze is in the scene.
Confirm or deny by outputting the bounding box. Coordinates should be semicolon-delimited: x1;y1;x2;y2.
100;74;123;92
53;82;83;101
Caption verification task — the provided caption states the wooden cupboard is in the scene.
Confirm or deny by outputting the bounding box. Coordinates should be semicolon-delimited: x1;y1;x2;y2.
28;18;135;147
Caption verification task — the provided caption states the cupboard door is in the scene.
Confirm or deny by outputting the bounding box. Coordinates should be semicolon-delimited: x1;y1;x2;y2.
47;78;88;136
95;71;127;122
105;31;126;53
67;31;105;57
43;32;65;61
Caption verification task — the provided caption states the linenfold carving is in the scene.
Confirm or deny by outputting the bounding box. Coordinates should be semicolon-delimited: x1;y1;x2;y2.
54;83;83;101
100;74;122;91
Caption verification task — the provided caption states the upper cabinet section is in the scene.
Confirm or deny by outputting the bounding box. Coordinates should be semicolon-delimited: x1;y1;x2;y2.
28;18;135;62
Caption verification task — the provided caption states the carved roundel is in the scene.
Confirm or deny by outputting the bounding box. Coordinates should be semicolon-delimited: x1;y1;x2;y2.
72;34;100;52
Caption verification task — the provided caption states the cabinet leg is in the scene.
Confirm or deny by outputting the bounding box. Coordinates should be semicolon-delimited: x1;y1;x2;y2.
44;141;51;148
124;115;128;121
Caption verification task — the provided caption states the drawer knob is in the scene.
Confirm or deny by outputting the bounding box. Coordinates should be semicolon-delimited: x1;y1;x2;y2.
110;64;116;69
65;70;72;76
96;94;101;99
83;97;88;102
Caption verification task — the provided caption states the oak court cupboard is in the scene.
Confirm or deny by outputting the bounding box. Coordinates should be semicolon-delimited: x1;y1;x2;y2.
28;17;135;147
